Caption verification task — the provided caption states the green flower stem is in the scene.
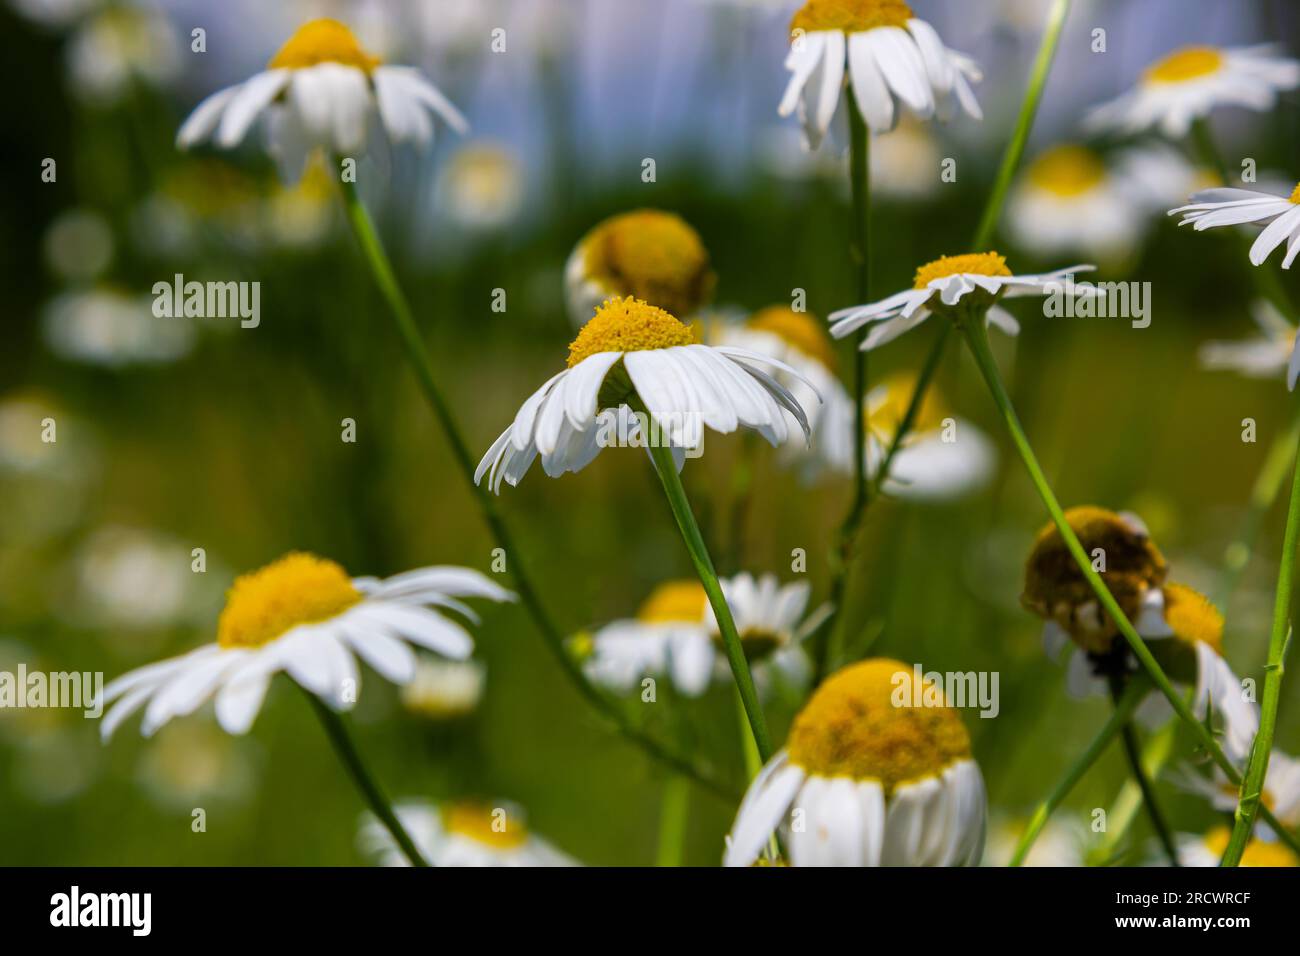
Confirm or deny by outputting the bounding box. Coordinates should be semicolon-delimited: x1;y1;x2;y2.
971;0;1073;252
735;685;763;781
336;176;733;800
1221;399;1300;865
1217;393;1300;612
810;0;1073;680
1108;677;1179;866
813;89;872;685
306;693;430;867
1010;675;1148;866
646;438;773;762
960;317;1242;782
654;776;690;867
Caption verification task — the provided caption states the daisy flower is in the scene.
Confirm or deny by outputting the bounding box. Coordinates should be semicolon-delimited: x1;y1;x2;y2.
710;305;855;473
1199;300;1300;387
359;799;578;867
1175;826;1298;867
584;574;816;698
1085;45;1300;139
1026;508;1257;761
565;210;715;329
725;658;986;866
399;656;486;721
176;18;467;181
1169;182;1300;271
98;552;514;738
829;252;1096;352
1006;145;1148;261
66;3;179;107
780;0;982;148
475;296;817;493
1176;749;1300;836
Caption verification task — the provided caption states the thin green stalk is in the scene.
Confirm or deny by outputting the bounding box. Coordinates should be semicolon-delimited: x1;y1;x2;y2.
1010;675;1148;866
646;438;772;761
1221;406;1300;865
654;776;690;867
960;317;1242;782
972;0;1073;251
813;89;871;685
1217;387;1300;612
810;0;1073;679
335;176;732;800
1108;677;1179;866
735;685;763;781
306;693;430;867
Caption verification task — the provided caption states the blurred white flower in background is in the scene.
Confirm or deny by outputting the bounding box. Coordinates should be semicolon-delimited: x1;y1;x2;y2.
400;656;486;720
65;2;180;106
436;141;525;231
137;720;258;812
42;288;195;367
359;799;579;866
43;208;115;282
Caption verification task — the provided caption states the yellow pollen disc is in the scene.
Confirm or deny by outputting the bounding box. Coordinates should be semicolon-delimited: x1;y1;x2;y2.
868;371;949;441
747;305;837;371
637;580;708;623
580;210;715;320
268;18;381;73
1290;182;1300;205
216;552;361;649
1161;583;1224;654
914;252;1012;290
787;658;971;793
1202;826;1297;867
1027;145;1108;198
441;802;528;849
567;296;698;368
1021;506;1167;653
1144;46;1224;85
791;0;914;34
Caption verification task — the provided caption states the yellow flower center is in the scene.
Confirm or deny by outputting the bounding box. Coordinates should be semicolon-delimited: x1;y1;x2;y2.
746;306;837;372
1161;583;1224;655
1290;182;1300;205
567;296;698;368
441;802;528;849
1202;826;1297;867
787;658;971;793
216;552;361;649
579;210;715;321
791;0;914;34
1144;46;1224;85
268;18;381;73
914;252;1012;290
637;580;708;623
1027;145;1108;198
868;372;949;442
1021;506;1168;654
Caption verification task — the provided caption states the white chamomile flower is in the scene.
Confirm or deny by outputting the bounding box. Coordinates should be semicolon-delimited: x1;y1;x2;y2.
176;18;467;181
584;574;815;698
780;0;982;148
1170;182;1300;271
820;372;994;500
475;296;818;493
1026;509;1257;763
1175;750;1300;836
42;287;195;368
829;252;1096;352
98;552;514;738
564;210;715;330
1113;142;1220;211
1174;826;1298;867
1006;145;1148;261
711;305;854;474
359;799;578;867
436;142;525;232
1086;44;1300;139
1200;300;1300;387
725;658;986;866
66;4;180;106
